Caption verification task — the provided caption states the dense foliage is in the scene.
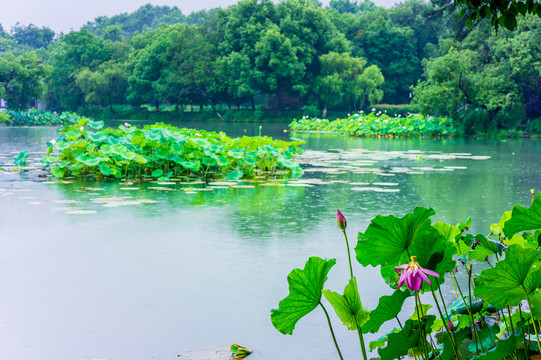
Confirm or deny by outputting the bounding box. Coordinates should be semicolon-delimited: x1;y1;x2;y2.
290;112;458;137
42;119;304;181
272;195;541;359
1;0;540;133
0;109;82;126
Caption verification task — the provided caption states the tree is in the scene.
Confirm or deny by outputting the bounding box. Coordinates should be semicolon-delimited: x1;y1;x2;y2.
354;12;420;103
10;23;55;49
0;52;50;109
47;30;110;110
75;61;127;112
313;51;384;115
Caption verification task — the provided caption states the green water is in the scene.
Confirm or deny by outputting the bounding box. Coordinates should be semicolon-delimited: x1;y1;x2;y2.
0;123;540;360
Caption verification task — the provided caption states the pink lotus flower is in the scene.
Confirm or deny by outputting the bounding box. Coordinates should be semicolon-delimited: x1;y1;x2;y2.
124;122;131;128
336;209;347;230
394;256;440;291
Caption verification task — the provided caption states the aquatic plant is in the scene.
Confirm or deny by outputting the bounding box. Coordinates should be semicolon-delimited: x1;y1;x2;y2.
289;112;458;138
41;119;304;181
1;109;83;126
271;192;541;359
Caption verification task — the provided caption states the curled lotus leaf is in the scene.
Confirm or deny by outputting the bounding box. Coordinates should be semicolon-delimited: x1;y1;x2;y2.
503;195;541;237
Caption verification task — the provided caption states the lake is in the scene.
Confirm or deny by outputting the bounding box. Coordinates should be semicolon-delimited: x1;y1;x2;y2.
0;121;540;360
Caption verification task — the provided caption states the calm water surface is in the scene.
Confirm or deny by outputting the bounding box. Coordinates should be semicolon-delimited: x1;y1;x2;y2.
0;122;540;360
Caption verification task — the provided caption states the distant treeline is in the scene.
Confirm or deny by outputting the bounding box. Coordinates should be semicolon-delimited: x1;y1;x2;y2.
0;0;540;134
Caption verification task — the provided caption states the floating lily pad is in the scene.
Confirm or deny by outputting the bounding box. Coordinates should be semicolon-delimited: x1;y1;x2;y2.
120;187;140;191
372;182;399;186
148;187;175;191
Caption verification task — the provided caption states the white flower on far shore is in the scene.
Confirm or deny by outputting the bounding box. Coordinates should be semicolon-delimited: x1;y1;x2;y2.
79;126;84;132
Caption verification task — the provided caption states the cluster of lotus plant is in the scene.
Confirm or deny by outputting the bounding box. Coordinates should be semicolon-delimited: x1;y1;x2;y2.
1;109;83;126
41;119;304;181
290;113;458;138
271;191;541;359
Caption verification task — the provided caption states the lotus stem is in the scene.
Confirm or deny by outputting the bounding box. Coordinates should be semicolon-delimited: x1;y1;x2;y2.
320;303;344;360
395;315;403;329
518;304;530;355
353;318;368;360
342;230;354;279
523;285;541;352
414;291;431;360
430;283;460;359
451;271;482;354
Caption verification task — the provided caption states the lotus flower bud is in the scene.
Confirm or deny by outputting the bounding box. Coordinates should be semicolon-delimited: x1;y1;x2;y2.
337;209;347;230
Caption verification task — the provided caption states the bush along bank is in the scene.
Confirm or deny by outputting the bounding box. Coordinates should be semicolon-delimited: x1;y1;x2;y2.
0;109;84;126
289;112;459;138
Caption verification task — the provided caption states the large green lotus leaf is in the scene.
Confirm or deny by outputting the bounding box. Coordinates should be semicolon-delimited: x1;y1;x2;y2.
362;289;410;334
151;169;164;178
99;163;114;176
439;328;471;360
180;160;200;172
87;132;107;142
120;150;136;161
119;124;137;133
356;207;436;267
225;169;243;180
76;154;102;167
467;322;498;354
434;221;461;244
53;140;69;151
51;166;65;178
472;334;521;360
188;137;211;148
378;316;435;360
322;277;370;331
271;257;336;335
87;120;104;129
110;144;127;155
503;196;541;237
474;244;541;308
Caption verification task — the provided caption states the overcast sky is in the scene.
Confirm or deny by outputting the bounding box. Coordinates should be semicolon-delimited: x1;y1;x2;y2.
0;0;397;33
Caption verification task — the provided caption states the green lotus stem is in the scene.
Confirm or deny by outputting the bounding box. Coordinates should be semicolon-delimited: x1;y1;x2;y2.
395;315;403;329
430;283;460;359
523;284;541;351
342;230;354;279
451;271;483;354
450;271;459;299
414;291;431;360
500;309;510;335
506;305;515;335
353;317;368;360
518;304;530;355
467;265;488;352
320;303;344;360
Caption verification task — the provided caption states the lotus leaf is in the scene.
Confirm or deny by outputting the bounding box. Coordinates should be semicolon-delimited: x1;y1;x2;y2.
503;195;541;237
362;289;410;334
474;244;541;308
322;277;370;331
271;257;336;335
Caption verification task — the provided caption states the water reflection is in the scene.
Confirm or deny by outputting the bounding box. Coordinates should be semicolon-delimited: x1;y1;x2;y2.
0;124;540;360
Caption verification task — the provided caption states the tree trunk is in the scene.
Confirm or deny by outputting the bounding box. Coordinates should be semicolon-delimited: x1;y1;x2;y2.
322;103;328;119
251;95;255;111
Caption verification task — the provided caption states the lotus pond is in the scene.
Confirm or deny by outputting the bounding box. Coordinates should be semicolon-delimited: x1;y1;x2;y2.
0;121;540;360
